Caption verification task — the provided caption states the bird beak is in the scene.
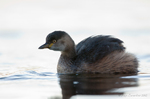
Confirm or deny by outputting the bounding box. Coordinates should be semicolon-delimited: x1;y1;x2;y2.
39;43;49;49
38;43;53;49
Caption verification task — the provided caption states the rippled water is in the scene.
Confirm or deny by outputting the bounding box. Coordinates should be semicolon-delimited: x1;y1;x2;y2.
0;71;150;99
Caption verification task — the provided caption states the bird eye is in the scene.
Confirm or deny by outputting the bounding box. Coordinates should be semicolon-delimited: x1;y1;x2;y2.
53;40;56;43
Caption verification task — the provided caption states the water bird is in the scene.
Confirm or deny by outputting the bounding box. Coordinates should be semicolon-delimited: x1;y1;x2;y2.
39;31;138;74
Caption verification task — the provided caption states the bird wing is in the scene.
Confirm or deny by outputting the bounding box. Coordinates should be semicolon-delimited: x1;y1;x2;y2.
75;35;125;63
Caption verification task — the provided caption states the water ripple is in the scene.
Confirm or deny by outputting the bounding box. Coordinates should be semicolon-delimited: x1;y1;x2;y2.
0;71;57;81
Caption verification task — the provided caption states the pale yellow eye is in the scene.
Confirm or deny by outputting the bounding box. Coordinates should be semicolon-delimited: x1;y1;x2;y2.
53;40;56;43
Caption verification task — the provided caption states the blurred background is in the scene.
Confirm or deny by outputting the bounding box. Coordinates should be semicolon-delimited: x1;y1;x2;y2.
0;0;150;99
0;0;150;73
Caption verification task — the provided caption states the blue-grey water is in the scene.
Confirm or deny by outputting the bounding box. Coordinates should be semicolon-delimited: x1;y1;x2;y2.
0;0;150;99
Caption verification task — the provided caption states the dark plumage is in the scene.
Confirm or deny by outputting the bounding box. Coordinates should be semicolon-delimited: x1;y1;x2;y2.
39;31;138;74
76;35;125;63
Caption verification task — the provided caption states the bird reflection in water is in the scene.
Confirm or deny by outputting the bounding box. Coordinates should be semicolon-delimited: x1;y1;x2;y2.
58;74;138;99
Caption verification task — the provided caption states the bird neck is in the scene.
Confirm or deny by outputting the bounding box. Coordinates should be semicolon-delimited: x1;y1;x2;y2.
61;46;76;58
61;37;76;58
61;35;76;58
